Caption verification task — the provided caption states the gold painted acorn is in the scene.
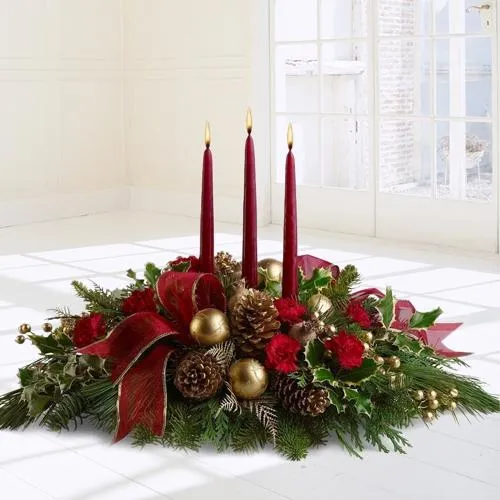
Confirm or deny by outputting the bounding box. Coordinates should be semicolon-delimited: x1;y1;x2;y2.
258;258;283;284
18;323;31;334
307;294;333;315
42;322;53;333
189;308;230;346
228;358;269;400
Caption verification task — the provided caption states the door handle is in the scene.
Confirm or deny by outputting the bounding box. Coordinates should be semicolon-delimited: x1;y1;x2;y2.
466;3;491;13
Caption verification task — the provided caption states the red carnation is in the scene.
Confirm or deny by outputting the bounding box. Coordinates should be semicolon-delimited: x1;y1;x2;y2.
168;255;200;272
122;288;157;315
72;313;107;348
265;333;302;374
274;298;307;325
324;331;364;370
347;300;371;329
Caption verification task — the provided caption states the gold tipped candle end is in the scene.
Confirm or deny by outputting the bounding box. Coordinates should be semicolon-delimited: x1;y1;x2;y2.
205;121;211;147
246;108;253;133
287;123;293;150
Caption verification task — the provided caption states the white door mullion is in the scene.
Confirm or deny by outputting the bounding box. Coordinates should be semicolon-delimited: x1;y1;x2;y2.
449;0;467;199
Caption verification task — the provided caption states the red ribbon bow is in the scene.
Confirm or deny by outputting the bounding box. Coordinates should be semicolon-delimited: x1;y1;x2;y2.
79;271;226;442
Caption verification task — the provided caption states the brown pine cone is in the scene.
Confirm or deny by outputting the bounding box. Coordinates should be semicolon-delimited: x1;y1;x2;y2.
215;251;241;278
174;351;223;400
273;374;330;417
230;289;280;356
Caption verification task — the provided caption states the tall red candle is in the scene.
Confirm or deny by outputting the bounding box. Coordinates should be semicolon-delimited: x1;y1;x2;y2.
282;124;297;298
242;109;258;288
199;122;214;274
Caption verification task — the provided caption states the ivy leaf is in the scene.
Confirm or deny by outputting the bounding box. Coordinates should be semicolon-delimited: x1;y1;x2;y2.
18;367;34;387
327;389;345;413
376;287;395;328
22;387;51;417
305;339;325;369
409;308;443;329
343;388;373;417
313;367;336;385
30;334;65;355
338;359;377;385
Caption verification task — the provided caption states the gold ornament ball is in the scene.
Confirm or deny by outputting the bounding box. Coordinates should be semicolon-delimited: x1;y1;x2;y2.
423;411;435;423
449;401;457;411
328;324;337;335
450;388;459;398
427;390;438;400
258;258;283;284
388;355;401;369
308;294;333;315
18;323;31;334
189;308;230;346
363;342;370;352
374;356;385;365
363;331;374;343
42;322;53;333
15;335;25;344
414;390;425;401
228;358;269;400
428;399;440;410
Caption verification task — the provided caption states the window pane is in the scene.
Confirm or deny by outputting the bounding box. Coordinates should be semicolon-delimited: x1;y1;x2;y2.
378;0;431;36
275;115;320;186
321;41;368;114
275;0;317;42
322;117;369;189
379;38;431;116
275;44;319;113
320;0;367;39
379;119;433;196
436;0;492;35
466;38;492;117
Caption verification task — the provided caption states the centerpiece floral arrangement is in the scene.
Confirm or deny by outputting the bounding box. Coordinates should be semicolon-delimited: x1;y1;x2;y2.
1;113;498;461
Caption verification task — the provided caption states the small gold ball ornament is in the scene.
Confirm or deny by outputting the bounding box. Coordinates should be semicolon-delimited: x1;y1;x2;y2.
428;399;440;410
15;335;25;344
388;355;401;369
449;401;457;411
414;390;425;401
189;308;230;346
229;358;269;400
308;294;333;315
258;258;283;284
423;411;435;423
374;356;385;365
328;324;337;335
427;390;438;400
18;323;31;334
42;322;53;333
363;331;374;343
450;388;459;398
363;342;370;352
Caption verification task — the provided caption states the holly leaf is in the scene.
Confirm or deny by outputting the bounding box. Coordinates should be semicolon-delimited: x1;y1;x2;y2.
343;388;373;416
327;389;345;413
18;367;34;387
299;268;333;295
22;387;51;417
409;308;443;329
30;334;65;355
144;262;161;287
394;334;434;357
338;359;378;385
305;339;325;369
376;287;395;328
313;367;336;385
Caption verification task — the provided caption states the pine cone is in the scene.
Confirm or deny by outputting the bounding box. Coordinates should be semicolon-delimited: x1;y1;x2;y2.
230;289;280;356
174;351;223;400
273;374;330;417
215;251;241;278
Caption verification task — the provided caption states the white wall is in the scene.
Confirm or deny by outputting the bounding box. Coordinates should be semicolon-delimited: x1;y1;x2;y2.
0;0;128;226
125;0;271;225
0;1;271;228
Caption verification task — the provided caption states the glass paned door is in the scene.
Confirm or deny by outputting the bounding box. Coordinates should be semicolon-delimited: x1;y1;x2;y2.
271;0;498;251
271;0;375;236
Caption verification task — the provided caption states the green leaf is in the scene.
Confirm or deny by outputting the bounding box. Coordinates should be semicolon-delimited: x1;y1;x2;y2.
126;269;137;280
409;307;443;329
343;388;373;417
144;263;161;287
30;334;65;355
327;389;345;413
376;287;395;328
313;367;336;385
338;359;378;385
18;367;34;387
305;339;325;369
22;387;51;417
394;334;434;357
299;268;333;296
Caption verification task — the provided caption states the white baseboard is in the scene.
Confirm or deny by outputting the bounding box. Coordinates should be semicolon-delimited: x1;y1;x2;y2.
0;187;130;228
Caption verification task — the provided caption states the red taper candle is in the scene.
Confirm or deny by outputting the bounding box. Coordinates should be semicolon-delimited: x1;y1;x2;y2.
242;109;258;288
282;124;297;298
199;122;214;274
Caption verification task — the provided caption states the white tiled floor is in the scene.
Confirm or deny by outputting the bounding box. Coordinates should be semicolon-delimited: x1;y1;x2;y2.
1;211;499;500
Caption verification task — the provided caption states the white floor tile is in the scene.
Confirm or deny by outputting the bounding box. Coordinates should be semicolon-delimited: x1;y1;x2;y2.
0;469;54;500
0;254;45;271
0;264;92;283
430;280;500;308
353;256;432;279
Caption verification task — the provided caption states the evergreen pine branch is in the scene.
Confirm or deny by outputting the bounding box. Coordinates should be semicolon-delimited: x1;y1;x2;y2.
243;398;278;444
39;392;86;431
71;281;123;316
163;400;203;451
0;388;34;430
323;264;361;318
275;412;312;461
83;379;118;433
231;411;268;453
